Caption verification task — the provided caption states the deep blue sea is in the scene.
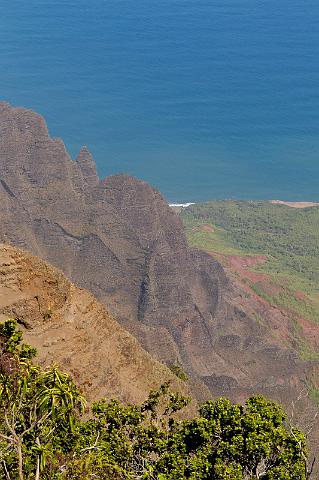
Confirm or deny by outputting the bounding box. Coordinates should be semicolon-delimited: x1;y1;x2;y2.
1;0;319;202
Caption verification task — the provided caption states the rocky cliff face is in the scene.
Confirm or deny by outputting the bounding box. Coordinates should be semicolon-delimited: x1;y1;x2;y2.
0;102;317;421
0;243;189;404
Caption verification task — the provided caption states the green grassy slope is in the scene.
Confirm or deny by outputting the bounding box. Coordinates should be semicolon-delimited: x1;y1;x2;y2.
181;201;319;284
180;201;319;357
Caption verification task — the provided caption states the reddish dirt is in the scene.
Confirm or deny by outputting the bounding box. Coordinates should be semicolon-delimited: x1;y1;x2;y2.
207;251;292;343
212;254;288;297
297;317;319;349
226;255;269;283
208;250;319;348
295;290;307;300
228;256;319;349
228;255;267;269
208;252;274;291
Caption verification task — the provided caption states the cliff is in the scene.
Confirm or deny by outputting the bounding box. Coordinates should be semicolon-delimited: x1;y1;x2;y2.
0;102;317;426
0;243;188;404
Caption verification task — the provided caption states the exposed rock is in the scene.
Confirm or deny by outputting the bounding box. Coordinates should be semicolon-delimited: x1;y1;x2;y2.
0;102;317;429
76;146;99;188
0;243;190;404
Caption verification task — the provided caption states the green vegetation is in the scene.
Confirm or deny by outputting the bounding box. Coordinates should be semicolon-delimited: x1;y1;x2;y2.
181;201;319;328
168;363;188;381
0;320;312;479
181;201;319;283
306;379;319;410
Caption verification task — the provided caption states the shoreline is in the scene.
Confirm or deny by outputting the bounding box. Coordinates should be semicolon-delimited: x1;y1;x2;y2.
169;202;195;208
169;200;319;209
270;200;319;208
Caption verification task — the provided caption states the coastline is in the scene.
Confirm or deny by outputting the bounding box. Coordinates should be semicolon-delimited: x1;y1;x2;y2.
270;200;319;208
170;200;319;210
169;202;195;208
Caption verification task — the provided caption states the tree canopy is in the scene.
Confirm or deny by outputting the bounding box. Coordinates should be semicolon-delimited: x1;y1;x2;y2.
0;320;312;479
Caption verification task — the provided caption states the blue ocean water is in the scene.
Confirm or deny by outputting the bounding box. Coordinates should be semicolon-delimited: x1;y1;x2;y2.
0;0;318;202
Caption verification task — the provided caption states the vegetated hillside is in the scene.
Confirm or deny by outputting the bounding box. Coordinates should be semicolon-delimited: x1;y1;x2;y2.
0;243;189;404
181;200;319;363
0;102;319;444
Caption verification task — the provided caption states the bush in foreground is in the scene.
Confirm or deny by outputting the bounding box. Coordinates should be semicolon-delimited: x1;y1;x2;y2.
0;320;312;479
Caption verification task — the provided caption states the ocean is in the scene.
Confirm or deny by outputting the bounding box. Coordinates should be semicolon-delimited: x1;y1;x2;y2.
1;0;318;202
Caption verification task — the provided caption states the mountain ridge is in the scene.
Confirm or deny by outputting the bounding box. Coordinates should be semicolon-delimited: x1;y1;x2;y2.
0;102;318;437
0;242;192;405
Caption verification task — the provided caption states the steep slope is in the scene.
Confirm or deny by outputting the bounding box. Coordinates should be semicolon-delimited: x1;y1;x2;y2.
181;200;319;360
0;243;189;404
0;102;318;427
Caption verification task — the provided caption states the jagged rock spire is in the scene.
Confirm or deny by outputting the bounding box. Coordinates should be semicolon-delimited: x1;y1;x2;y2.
76;146;99;188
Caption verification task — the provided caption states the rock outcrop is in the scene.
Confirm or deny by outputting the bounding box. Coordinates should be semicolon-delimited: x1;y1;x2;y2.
0;243;189;404
0;101;317;421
